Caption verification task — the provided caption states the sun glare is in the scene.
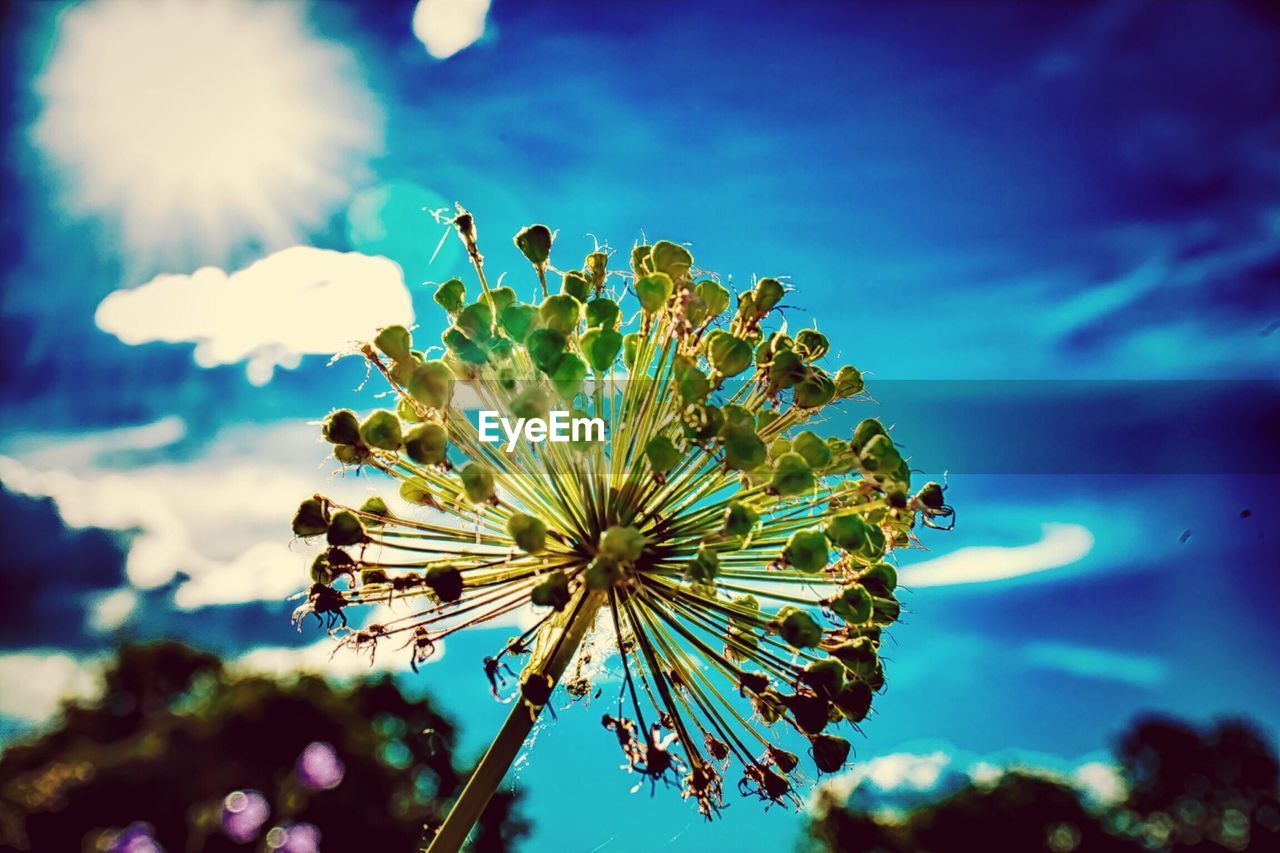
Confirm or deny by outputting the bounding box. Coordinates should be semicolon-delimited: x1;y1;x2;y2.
33;0;382;271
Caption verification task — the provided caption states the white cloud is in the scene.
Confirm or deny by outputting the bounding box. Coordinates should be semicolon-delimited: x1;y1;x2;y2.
412;0;490;59
1073;761;1126;806
899;523;1094;588
88;588;139;633
33;0;382;270
95;247;413;385
1021;641;1168;688
0;651;102;723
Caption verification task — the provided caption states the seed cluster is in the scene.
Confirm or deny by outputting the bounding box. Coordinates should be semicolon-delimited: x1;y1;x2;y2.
290;208;953;818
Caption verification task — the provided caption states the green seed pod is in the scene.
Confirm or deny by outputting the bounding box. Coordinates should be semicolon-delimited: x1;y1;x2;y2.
550;352;587;400
359;410;402;451
833;681;873;722
426;565;463;602
309;552;335;584
635;272;674;314
793;329;830;362
390;353;420;387
359;567;388;587
756;408;781;431
585;297;620;329
778;608;823;649
830;637;878;676
834;365;865;398
810;734;851;773
695;279;730;318
766;437;792;462
720;404;754;434
649;240;693;280
622;332;642;369
399;476;433;505
359;496;393;526
327;510;366;546
580;328;623;372
291;498;328;537
681;403;724;441
850;418;888;454
859;433;904;477
507;513;548;554
824;513;874;551
322;409;361;446
499;303;540;342
753;278;785;313
585;556;621;589
521;672;554;707
800;658;845;699
871;595;901;627
769;350;807;389
599;525;647;562
723;425;767;471
770;452;815;496
645;435;681;475
514;224;553;268
824;438;857;474
408;360;454;409
683;292;709;328
486;286;517;316
630;244;652;277
442;326;489;365
374;325;412;362
831;584;873;624
561;270;592;302
860;562;898;594
782;529;829;573
531;570;571;610
585;251;608;289
404;422;449;466
679;367;711;403
459;463;496;504
688;545;719;583
396;397;421;423
915;481;946;510
433;278;466;313
457;301;495;342
526;328;568;372
334;445;362;465
792;431;832;469
706;330;753;377
722;502;759;537
509;386;550;421
793;368;836;409
540;294;582;335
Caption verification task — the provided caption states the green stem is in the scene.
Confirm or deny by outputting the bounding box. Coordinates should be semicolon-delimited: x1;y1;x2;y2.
425;589;605;853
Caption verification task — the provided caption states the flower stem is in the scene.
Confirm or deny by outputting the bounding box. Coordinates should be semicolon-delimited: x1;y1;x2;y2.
426;589;605;853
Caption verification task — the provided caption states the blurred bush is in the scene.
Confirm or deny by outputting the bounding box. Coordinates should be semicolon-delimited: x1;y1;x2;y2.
0;642;528;851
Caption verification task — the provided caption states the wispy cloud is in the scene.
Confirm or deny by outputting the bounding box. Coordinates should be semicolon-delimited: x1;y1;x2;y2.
0;650;103;723
1021;641;1168;688
412;0;491;60
899;523;1094;588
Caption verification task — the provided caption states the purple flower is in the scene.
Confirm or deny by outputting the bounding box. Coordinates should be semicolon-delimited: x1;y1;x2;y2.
222;790;270;843
108;822;163;853
265;822;321;853
296;741;344;790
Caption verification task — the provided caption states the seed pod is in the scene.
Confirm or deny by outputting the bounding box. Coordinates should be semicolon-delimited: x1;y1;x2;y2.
783;690;829;734
580;328;623;372
681;403;724;441
859;433;903;476
706;330;753;377
810;734;851;773
770;452;814;496
754;278;785;313
722;502;759;537
585;556;621;589
359;410;402;451
585;251;608;288
433;278;466;313
830;637;878;676
322;409;361;446
599;525;647;562
550;352;587;400
793;329;829;361
834;365;864;398
792;431;832;469
825;438;856;474
526;328;568;372
398;476;433;505
327;510;366;546
540;294;582;335
723;425;767;471
459;463;496;504
782;529;829;573
499;303;540;342
442;326;489;365
359;567;388;587
457;301;495;342
408;360;454;409
649;240;693;280
850;418;888;454
404;422;448;466
292;498;328;537
831;584;873;624
833;681;873;722
720;404;753;434
793;369;836;409
507;513;548;554
767;745;800;774
531;570;571;610
309;552;335;584
824;513;873;550
630;244;653;277
688;545;719;583
645;435;681;475
860;562;898;594
915;481;946;510
774;607;823;649
769;350;807;389
509;386;550;421
695;279;730;318
374;325;412;362
561;270;592;302
679;368;711;403
800;658;845;699
514;224;553;268
521;672;554;707
359;496;393;526
426;565;464;602
585;297;620;329
635;272;674;314
871;595;901;627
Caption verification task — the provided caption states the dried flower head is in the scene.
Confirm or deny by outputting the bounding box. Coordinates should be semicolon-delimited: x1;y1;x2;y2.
289;208;952;844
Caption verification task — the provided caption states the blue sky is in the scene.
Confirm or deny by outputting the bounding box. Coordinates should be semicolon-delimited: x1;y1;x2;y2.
1;1;1278;849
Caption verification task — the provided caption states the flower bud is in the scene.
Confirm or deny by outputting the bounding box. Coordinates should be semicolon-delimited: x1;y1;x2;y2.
860;562;898;594
681;403;724;441
916;481;946;510
830;584;873;624
507;513;548;554
408;360;454;409
359;496;393;526
800;658;845;699
753;278;784;313
486;285;517;315
399;476;433;505
688;545;719;583
768;350;806;389
499;303;539;342
850;418;887;454
586;556;621;589
359;410;402;451
585;251;608;288
457;301;495;342
622;332;642;369
722;425;767;471
433;279;466;314
783;690;829;733
514;224;553;268
782;529;829;573
322;409;361;446
521;672;554;707
679;368;711;403
509;386;550;421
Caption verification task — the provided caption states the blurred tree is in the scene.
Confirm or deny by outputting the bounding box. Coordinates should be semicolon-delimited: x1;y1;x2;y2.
806;714;1280;853
0;642;529;852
